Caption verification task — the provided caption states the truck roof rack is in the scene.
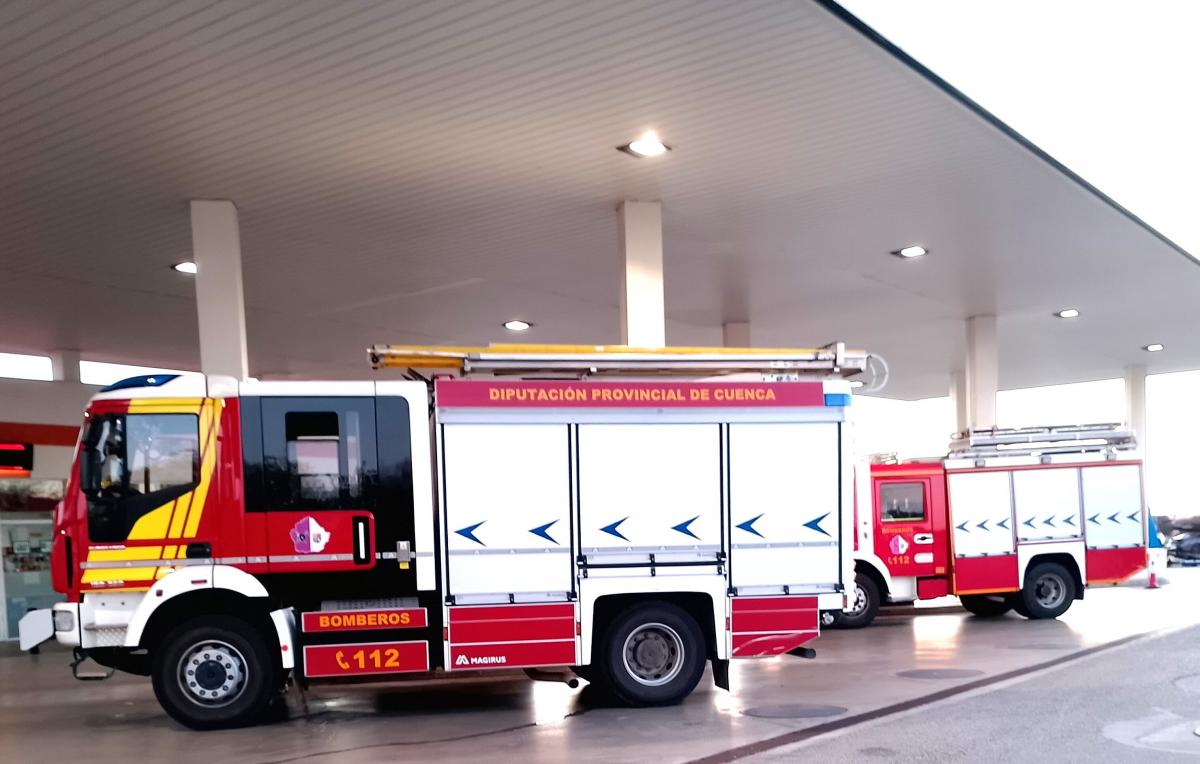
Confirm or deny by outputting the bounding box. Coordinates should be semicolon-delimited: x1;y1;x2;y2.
948;422;1137;459
370;341;869;378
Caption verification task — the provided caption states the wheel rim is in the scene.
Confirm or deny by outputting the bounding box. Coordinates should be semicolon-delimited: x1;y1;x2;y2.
622;622;684;687
845;582;869;616
177;639;248;708
1033;572;1067;610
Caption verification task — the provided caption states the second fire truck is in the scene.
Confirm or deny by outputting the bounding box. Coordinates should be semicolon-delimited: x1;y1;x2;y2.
828;424;1150;628
20;343;864;729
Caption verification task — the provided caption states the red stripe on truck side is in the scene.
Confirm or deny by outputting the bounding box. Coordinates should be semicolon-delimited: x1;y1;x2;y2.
730;595;819;612
731;630;818;658
447;603;575;622
731;608;817;634
448;640;577;670
1085;547;1147;584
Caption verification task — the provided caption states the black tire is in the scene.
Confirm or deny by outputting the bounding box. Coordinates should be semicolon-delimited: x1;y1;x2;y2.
1008;593;1031;618
151;615;277;730
959;594;1012;618
833;573;880;629
595;602;706;706
1020;562;1076;620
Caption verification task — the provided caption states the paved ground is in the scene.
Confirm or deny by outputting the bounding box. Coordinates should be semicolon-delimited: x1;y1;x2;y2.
1;569;1194;763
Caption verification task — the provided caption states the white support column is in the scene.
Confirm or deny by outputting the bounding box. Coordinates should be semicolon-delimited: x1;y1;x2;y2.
964;315;998;430
617;200;665;348
1124;364;1147;444
722;322;751;348
49;350;81;383
190;200;249;380
950;370;968;435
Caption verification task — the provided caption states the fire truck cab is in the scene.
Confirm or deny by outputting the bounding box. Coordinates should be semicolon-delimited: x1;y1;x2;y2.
830;424;1150;628
20;343;865;729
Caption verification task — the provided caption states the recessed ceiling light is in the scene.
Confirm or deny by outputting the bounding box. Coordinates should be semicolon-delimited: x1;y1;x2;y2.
1054;308;1080;319
172;261;197;274
503;320;532;332
891;245;927;259
618;130;670;158
1144;343;1164;352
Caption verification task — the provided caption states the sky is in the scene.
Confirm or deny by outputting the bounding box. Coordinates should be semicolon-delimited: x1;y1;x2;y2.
839;1;1200;517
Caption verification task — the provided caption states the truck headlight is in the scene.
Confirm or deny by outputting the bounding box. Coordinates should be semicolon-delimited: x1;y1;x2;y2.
53;610;74;632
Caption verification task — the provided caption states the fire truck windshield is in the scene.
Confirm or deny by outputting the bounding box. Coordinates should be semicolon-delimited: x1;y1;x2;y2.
80;413;201;543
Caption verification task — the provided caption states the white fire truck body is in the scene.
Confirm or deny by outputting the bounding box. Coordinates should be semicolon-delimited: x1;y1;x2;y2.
20;343;864;729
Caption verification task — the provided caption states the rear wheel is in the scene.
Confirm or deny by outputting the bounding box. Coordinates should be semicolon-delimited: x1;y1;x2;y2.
151;616;276;730
959;594;1012;618
833;573;880;629
596;602;706;706
1008;593;1031;618
1020;562;1076;620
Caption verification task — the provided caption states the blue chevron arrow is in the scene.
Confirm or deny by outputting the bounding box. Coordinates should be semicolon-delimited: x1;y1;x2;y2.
1088;514;1100;525
455;521;486;546
600;517;630;541
737;513;765;538
1127;511;1140;522
1064;515;1076;527
1108;512;1120;524
672;515;701;540
977;519;989;531
956;521;969;533
804;513;831;537
530;519;559;544
1023;517;1035;528
997;518;1009;529
1043;516;1056;527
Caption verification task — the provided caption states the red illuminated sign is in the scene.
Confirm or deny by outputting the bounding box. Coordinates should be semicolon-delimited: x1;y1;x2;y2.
302;641;428;677
301;608;427;633
436;380;824;408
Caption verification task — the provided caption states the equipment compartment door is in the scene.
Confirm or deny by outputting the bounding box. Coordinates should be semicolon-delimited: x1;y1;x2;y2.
577;423;721;570
728;422;840;594
441;423;572;602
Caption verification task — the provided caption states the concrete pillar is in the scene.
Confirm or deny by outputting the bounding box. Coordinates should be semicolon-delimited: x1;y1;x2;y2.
49;350;81;383
617;201;665;347
722;322;751;347
190;200;249;380
964;315;998;430
1124;364;1147;444
950;370;968;434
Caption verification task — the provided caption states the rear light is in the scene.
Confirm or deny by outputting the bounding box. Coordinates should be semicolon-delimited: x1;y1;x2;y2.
53;610;74;632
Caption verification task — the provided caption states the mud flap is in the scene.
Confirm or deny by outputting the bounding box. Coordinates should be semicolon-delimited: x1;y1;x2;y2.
712;658;730;691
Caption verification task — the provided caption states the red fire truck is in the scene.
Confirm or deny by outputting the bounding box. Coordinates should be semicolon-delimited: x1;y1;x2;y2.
19;343;865;729
827;424;1149;628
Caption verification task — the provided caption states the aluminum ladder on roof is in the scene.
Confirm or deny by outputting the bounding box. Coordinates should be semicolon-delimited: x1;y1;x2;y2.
369;341;870;378
948;422;1137;460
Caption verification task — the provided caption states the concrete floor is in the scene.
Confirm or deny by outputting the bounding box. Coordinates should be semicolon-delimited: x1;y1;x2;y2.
1;569;1193;764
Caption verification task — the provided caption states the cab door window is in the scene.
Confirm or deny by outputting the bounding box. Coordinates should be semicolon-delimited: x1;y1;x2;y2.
879;482;926;522
81;413;200;542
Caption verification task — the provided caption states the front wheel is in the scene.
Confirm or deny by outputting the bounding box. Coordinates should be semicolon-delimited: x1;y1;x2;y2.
1020;562;1076;620
596;602;706;706
832;573;880;629
960;594;1012;618
151;616;276;730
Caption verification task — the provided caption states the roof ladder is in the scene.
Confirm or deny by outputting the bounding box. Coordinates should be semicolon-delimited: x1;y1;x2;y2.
948;422;1137;460
369;341;870;379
